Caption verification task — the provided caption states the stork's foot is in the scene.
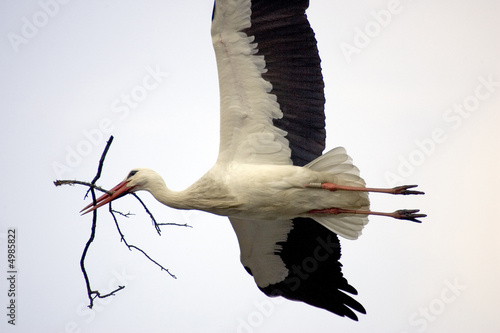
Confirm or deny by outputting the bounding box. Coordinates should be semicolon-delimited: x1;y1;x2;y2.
390;209;427;223
391;185;425;195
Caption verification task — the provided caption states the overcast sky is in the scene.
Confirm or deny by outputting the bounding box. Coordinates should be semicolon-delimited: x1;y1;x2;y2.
1;0;499;332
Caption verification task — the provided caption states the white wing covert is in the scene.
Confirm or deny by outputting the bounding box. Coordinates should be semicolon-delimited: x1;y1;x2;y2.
229;217;293;287
212;0;292;165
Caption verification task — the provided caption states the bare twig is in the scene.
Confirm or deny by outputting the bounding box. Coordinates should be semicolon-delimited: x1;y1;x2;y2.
158;223;193;228
131;193;162;235
111;210;135;218
85;136;115;199
53;180;112;195
90;285;125;301
108;204;177;279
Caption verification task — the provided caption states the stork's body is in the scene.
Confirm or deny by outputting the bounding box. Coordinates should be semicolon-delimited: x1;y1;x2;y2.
82;0;425;321
128;148;368;228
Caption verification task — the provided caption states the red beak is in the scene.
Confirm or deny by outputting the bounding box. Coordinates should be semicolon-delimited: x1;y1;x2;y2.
80;181;132;215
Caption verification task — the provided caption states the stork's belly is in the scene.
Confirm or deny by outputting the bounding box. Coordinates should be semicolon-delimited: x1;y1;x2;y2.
205;163;369;220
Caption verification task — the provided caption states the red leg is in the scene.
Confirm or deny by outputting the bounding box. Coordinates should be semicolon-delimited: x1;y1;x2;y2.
306;183;424;195
308;207;426;223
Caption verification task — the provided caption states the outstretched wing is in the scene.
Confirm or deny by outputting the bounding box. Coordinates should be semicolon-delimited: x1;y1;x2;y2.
212;0;365;320
230;217;366;320
212;0;325;166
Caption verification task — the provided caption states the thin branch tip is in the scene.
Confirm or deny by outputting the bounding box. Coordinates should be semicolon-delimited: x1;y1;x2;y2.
54;179;112;195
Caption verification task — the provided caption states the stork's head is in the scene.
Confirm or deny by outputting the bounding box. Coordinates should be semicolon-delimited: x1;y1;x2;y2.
80;168;161;215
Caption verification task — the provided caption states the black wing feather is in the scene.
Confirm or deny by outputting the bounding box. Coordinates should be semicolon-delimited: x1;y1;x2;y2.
259;218;366;320
243;0;326;167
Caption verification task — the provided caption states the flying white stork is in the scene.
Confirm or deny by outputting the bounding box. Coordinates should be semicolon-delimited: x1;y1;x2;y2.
81;0;425;320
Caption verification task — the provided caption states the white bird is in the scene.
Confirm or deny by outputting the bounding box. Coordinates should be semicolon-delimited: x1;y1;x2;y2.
81;0;425;320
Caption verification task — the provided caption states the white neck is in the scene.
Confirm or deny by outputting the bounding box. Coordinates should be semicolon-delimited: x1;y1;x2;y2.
142;173;239;215
145;181;191;210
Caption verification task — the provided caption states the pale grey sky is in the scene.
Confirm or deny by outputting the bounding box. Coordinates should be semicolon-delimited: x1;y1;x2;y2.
1;1;499;332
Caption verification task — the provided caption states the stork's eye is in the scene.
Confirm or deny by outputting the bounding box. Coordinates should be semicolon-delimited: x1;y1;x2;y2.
127;170;138;178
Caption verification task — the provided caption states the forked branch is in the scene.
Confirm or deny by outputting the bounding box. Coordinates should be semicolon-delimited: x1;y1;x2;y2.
54;135;190;308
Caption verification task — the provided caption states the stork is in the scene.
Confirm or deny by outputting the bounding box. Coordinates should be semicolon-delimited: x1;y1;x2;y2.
81;0;425;320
